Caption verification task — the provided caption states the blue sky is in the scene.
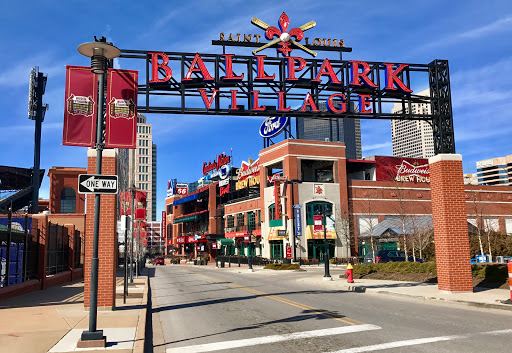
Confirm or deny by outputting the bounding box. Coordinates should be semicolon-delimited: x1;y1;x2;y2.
1;0;511;217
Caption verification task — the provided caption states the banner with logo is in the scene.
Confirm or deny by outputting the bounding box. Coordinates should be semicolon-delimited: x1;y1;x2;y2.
161;211;166;239
62;66;98;147
375;156;430;183
120;191;131;215
105;69;138;149
134;191;147;220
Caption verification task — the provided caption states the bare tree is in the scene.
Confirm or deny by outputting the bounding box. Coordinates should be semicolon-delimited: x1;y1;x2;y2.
468;190;493;261
360;189;378;262
332;203;351;261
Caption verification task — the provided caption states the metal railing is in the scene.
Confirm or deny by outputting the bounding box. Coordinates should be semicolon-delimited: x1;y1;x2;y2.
46;223;69;275
0;215;39;287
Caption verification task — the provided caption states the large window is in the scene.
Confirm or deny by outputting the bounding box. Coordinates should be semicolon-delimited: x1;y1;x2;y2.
268;203;282;227
248;211;256;231
305;201;332;225
60;187;76;213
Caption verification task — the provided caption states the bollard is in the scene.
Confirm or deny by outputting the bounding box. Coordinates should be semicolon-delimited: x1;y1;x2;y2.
346;263;354;283
238;256;241;267
228;257;231;267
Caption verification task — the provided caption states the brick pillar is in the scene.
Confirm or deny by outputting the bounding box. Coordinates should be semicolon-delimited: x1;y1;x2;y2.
32;214;48;290
429;154;472;292
84;149;118;309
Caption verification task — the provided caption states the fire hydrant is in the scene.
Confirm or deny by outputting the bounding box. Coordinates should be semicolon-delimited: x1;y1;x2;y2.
346;263;354;283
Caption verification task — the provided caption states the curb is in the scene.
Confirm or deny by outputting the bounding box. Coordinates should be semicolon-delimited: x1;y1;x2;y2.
133;275;149;353
339;284;512;312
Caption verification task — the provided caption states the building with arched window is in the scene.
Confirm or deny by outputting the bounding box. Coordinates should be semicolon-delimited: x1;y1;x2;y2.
47;167;86;214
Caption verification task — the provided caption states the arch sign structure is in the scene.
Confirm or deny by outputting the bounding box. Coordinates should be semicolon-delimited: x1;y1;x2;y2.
119;12;455;154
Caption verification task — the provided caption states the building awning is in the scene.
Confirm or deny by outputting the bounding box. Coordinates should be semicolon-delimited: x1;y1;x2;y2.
172;193;198;206
219;238;235;246
173;209;208;224
173;214;198;224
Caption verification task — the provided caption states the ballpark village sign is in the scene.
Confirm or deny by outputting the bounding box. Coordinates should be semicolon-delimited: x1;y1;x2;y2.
119;12;455;154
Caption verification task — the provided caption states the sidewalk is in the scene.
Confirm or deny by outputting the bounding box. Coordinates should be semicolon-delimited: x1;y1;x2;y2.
0;270;149;353
295;272;512;312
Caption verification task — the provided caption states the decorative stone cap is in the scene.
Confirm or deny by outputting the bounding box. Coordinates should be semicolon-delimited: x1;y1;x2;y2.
429;153;462;164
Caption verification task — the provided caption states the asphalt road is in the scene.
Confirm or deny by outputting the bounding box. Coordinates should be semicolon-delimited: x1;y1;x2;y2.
149;265;512;353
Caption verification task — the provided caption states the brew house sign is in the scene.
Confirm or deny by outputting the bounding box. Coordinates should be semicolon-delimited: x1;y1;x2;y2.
118;12;456;155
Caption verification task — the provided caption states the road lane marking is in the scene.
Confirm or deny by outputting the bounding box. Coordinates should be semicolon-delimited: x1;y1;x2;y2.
326;328;512;353
166;324;381;353
184;270;363;325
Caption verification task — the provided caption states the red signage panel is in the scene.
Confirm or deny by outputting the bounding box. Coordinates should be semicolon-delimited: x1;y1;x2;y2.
62;66;97;147
286;246;292;259
105;69;138;149
161;211;166;239
375;156;430;183
313;214;323;232
135;191;147;220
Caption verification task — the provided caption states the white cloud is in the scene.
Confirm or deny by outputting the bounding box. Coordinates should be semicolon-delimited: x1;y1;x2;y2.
420;15;512;50
363;141;392;151
0;54;68;88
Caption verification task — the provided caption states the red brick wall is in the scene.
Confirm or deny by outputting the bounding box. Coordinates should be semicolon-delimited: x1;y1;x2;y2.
84;151;118;309
429;155;472;292
48;167;87;214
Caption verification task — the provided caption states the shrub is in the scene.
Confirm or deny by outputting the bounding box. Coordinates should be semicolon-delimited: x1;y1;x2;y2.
471;264;508;282
353;262;437;276
264;263;301;270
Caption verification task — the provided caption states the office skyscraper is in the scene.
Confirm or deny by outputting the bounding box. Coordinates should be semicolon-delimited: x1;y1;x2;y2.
124;113;157;221
390;89;434;159
296;102;362;159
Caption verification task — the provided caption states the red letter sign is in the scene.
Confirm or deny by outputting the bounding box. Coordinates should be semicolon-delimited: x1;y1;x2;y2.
327;93;347;113
183;53;214;82
350;60;377;88
299;92;320;112
383;63;413;93
254;55;275;81
222;54;244;81
198;89;219;110
286;56;306;81
149;52;173;83
359;94;372;113
312;58;341;85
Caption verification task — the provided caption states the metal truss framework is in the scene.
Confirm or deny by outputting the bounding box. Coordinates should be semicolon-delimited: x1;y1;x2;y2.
119;49;455;154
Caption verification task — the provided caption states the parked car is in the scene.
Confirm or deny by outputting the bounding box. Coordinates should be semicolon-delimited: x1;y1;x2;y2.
152;257;165;265
364;250;423;263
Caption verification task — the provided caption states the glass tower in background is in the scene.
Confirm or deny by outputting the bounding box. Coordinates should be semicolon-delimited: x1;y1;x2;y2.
296;102;362;159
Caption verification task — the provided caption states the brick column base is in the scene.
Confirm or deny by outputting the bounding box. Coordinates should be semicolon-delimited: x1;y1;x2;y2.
429;154;473;292
84;149;118;309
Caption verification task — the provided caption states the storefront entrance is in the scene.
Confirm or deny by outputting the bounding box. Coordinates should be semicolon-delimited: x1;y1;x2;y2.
270;241;283;260
308;240;335;263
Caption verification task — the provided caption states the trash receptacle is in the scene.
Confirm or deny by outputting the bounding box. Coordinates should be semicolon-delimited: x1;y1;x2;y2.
193;260;198;265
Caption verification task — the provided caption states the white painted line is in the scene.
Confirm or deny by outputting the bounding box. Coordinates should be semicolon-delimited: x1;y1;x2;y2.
48;327;136;352
326;328;512;353
166;324;381;353
328;335;463;353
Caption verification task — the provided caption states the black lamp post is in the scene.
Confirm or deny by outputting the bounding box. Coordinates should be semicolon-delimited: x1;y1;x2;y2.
77;37;120;343
320;205;331;280
286;179;302;262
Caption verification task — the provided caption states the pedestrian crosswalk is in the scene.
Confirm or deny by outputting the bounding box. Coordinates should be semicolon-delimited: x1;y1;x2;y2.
166;324;381;353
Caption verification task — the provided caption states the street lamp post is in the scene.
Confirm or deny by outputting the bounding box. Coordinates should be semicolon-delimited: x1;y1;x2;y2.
322;205;331;280
77;37;120;344
286;179;302;262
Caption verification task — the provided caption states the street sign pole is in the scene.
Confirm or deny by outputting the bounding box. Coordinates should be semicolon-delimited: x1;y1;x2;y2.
82;70;105;342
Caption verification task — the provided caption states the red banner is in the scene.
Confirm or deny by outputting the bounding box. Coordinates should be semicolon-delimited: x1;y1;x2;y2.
105;69;138;149
120;191;131;215
274;180;282;220
62;66;97;147
161;211;166;239
135;191;147;220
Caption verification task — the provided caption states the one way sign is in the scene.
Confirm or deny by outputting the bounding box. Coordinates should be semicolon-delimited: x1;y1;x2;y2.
78;174;118;194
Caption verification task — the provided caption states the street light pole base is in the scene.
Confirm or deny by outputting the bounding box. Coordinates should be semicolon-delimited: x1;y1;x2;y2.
78;330;105;348
247;268;255;272
322;276;333;281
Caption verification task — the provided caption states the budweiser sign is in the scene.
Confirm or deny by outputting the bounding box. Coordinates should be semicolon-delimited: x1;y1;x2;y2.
375;156;430;183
